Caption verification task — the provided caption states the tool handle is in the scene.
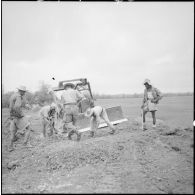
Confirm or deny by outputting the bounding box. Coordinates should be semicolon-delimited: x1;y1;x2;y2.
141;109;144;130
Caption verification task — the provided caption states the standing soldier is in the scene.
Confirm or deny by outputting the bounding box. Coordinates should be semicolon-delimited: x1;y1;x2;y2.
141;79;163;130
40;103;59;138
61;83;86;141
8;86;33;152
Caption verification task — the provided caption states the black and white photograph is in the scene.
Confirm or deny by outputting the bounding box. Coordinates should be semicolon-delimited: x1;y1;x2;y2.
1;1;194;194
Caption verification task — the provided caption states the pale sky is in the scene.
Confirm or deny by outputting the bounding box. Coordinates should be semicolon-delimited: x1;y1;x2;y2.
2;2;194;94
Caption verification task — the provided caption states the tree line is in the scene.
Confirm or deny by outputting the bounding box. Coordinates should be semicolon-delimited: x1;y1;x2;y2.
2;82;54;108
1;82;193;108
93;92;193;99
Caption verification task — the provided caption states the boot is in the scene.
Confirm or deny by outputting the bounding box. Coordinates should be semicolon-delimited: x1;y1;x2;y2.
109;127;116;134
76;132;81;141
90;131;95;137
142;123;147;131
12;136;18;142
68;130;74;140
8;145;14;152
152;124;156;128
68;133;72;140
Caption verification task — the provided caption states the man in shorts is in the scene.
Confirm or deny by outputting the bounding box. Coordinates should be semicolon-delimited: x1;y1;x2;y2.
141;79;163;130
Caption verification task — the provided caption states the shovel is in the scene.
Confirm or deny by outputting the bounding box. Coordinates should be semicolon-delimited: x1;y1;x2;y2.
141;108;144;130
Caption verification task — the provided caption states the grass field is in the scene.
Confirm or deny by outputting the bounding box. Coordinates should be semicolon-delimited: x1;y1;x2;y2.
96;95;193;128
2;95;194;193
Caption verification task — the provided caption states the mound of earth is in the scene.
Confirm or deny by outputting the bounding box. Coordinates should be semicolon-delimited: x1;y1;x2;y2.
1;113;193;193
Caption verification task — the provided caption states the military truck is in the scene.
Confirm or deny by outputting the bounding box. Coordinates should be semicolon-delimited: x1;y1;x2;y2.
52;78;128;133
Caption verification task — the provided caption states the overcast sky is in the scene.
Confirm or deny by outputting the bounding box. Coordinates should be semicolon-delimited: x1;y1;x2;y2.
2;2;194;94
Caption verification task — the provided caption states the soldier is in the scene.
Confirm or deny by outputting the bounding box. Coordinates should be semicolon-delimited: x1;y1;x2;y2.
40;103;58;138
85;105;116;137
8;86;33;152
48;88;65;132
141;79;163;130
61;83;86;141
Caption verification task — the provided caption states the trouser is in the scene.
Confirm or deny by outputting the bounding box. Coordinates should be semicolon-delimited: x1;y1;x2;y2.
42;118;57;137
63;104;81;140
9;116;33;148
143;110;156;125
142;100;157;125
90;108;115;134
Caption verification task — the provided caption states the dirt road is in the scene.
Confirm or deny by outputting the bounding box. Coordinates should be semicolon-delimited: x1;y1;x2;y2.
2;110;194;194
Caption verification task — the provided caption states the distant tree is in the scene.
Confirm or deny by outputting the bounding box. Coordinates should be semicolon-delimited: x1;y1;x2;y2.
25;91;35;105
2;84;4;94
34;81;53;106
2;91;14;108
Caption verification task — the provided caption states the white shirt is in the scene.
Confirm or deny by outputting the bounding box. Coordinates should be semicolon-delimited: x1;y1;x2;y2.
61;88;85;105
91;106;104;117
40;105;51;119
147;91;153;100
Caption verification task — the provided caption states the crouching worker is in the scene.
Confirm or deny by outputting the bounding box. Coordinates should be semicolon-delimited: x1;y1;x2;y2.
8;86;34;152
85;106;116;137
141;79;163;130
40;103;58;138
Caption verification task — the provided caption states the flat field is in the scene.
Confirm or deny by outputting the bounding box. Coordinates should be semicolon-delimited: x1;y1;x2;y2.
1;95;194;193
96;95;193;128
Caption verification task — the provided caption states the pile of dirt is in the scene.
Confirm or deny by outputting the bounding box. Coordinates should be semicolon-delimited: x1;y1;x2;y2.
2;115;194;193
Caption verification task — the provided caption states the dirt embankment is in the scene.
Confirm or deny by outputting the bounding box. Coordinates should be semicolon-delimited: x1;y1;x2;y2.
2;114;194;194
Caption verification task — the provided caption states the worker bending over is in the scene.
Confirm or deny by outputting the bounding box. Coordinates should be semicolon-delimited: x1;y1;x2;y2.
85;105;116;137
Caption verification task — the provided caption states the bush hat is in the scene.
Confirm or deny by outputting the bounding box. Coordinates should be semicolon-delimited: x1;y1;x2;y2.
50;103;57;109
143;79;152;85
17;86;28;92
85;108;93;117
64;83;75;89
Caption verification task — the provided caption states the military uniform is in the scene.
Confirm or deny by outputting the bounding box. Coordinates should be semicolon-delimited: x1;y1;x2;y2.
9;87;33;151
143;86;162;112
142;79;163;130
85;106;116;137
61;86;85;140
40;104;57;137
